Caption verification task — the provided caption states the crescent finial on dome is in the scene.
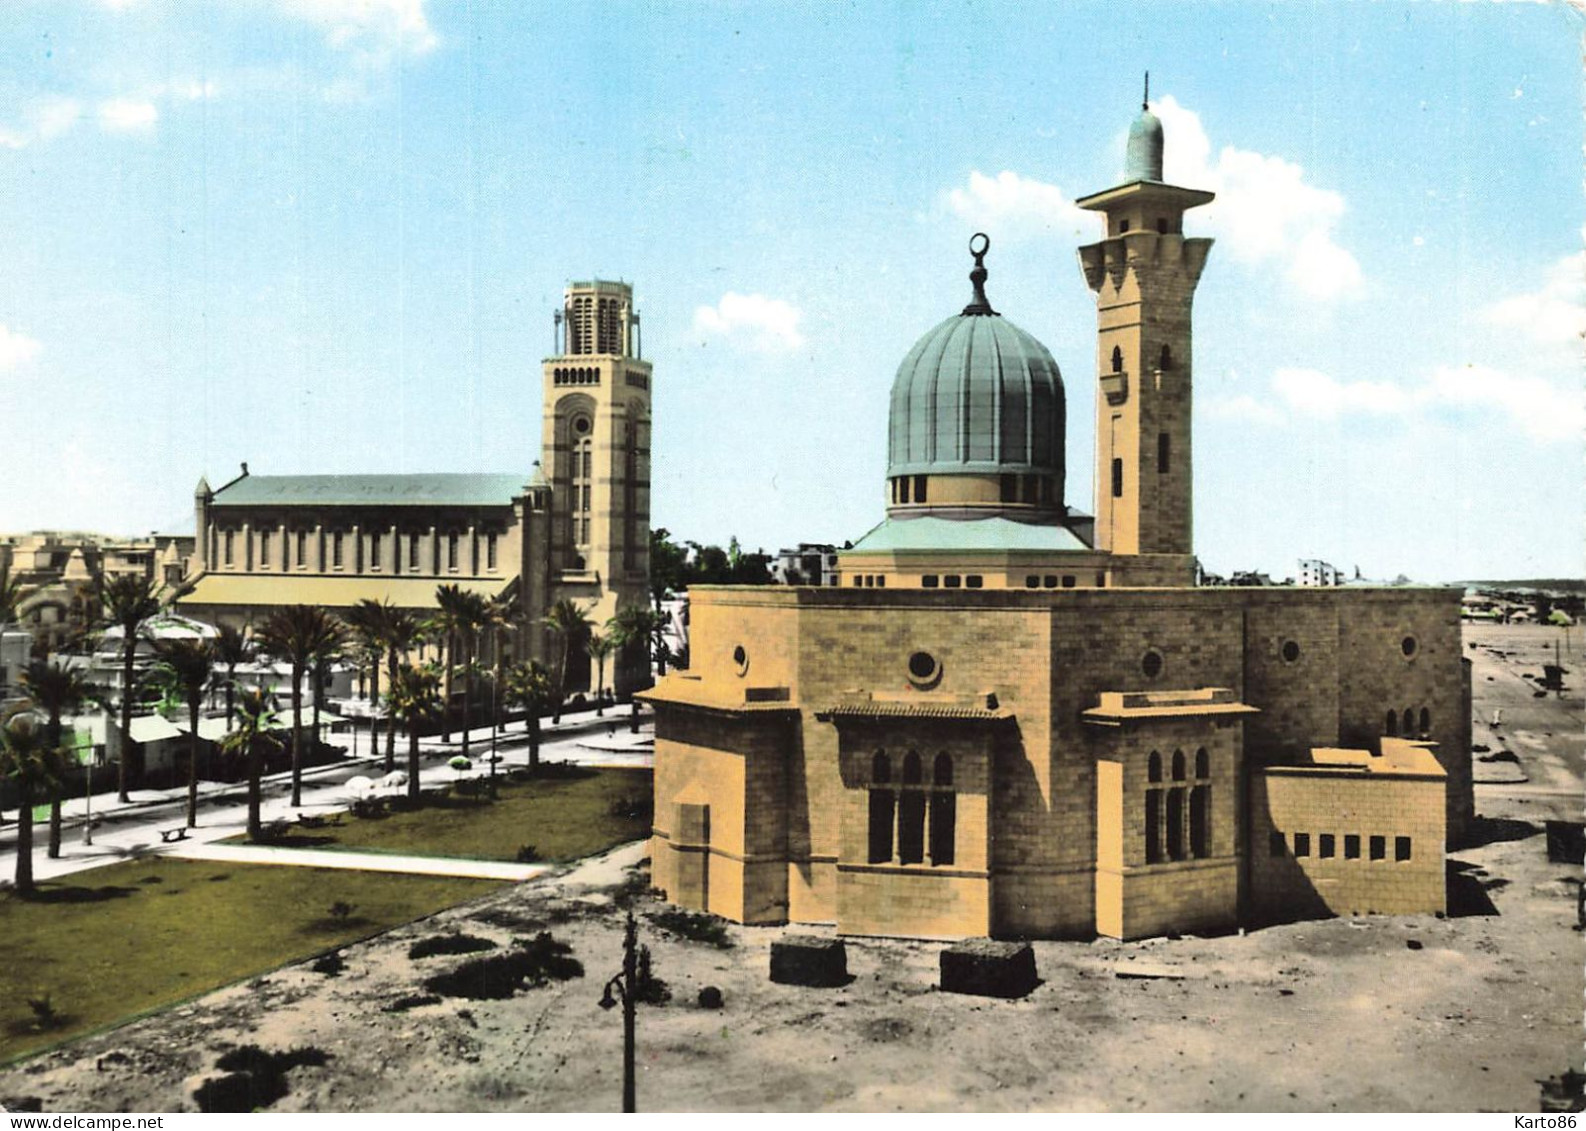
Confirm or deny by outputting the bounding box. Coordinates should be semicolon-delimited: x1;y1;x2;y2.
961;232;997;316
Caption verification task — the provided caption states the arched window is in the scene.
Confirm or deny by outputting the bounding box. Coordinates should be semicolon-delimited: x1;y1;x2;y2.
1194;747;1209;779
1111;345;1123;374
1419;707;1431;736
1145;788;1162;864
929;753;955;866
1166;789;1185;861
868;751;894;864
1402;708;1415;737
897;751;926;864
1159;344;1173;370
1385;710;1398;737
1171;749;1186;781
1147;751;1162;783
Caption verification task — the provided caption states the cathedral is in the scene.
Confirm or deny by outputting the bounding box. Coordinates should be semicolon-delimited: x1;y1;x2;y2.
644;102;1472;941
180;280;652;694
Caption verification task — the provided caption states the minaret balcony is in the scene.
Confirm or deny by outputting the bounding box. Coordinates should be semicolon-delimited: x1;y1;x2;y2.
1100;370;1129;406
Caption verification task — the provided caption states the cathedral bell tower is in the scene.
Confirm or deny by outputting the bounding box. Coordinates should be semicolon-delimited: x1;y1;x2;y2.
542;280;652;691
1075;80;1213;560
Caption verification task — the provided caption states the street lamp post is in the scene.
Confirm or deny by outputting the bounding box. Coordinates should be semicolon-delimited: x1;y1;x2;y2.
598;911;640;1113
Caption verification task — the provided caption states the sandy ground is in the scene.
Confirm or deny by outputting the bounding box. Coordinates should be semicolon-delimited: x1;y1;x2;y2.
0;622;1579;1113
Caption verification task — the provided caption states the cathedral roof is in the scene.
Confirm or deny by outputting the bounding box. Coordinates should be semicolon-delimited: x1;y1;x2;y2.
886;235;1065;480
210;473;529;508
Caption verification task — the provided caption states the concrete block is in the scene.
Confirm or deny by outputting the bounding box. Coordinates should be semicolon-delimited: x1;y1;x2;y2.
939;939;1038;999
769;934;849;987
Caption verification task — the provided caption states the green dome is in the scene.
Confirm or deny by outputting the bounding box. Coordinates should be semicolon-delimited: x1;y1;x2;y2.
1126;107;1164;182
886;299;1065;481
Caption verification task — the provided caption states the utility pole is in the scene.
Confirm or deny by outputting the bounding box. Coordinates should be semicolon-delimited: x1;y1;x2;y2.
598;911;640;1112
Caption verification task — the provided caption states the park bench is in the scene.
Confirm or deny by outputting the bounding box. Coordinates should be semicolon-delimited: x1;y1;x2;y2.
158;827;190;844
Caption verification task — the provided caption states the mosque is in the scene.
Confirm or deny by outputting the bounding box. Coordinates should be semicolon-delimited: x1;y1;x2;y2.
179;280;651;695
644;101;1472;940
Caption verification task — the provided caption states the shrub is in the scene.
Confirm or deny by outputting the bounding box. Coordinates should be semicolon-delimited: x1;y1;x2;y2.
515;845;541;864
408;933;498;960
25;994;56;1029
310;952;345;977
422;933;583;1000
608;795;654;822
648;908;734;949
327;901;355;922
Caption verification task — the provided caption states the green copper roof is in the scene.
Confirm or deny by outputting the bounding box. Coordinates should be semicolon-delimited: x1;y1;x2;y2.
846;514;1091;554
211;473;529;508
1126;108;1164;182
887;309;1065;480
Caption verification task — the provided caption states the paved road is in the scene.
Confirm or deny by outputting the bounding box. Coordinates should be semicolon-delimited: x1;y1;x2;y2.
0;706;653;885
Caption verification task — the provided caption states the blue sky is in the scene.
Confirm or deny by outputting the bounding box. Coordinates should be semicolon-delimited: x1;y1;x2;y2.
0;0;1580;582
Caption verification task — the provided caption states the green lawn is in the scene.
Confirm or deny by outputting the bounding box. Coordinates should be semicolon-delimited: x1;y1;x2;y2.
257;766;654;863
0;860;501;1063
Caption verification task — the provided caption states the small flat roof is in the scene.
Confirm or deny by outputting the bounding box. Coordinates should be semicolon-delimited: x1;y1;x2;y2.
637;674;800;715
211;473;528;508
1307;739;1446;778
846;514;1092;554
1083;687;1259;726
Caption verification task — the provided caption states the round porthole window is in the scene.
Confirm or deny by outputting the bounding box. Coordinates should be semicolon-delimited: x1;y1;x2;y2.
1281;640;1301;664
732;644;749;676
906;650;941;689
572;415;592;436
1142;650;1164;680
1401;635;1418;658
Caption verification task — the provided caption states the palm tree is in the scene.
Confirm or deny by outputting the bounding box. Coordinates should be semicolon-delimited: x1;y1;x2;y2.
0;561;32;628
0;709;54;895
213;623;251;732
379;608;423;773
342;599;390;761
429;584;473;746
151;638;214;829
484;592;522;758
505;660;552;772
18;659;90;857
387;662;443;803
608;604;661;733
96;573;187;803
254;605;346;808
220;686;281;842
544;598;592;725
587;632;614;717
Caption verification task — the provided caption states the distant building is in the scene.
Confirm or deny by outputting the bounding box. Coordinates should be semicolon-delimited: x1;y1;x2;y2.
179;279;654;697
772;544;841;587
0;531;193;656
1297;559;1344;587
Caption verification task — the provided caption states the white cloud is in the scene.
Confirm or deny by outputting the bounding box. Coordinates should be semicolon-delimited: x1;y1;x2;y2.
1259;363;1582;442
1481;248;1586;346
693;293;805;352
1152;96;1364;301
943;170;1090;243
274;0;439;57
0;326;42;372
1205;394;1285;428
98;98;158;133
0;96;83;149
1273;367;1410;418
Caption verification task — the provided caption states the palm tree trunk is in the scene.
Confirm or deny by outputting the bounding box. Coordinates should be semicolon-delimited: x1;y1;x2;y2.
15;779;34;896
442;633;455;741
460;638;473;760
187;698;200;828
529;711;541;771
225;669;236;732
367;658;380;765
595;660;605;716
246;738;262;842
118;641;135;802
384;646;398;772
45;715;63;857
290;666;304;808
407;728;421;802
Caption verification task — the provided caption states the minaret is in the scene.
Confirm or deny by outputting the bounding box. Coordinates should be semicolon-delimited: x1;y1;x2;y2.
541;280;652;691
1075;79;1213;560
